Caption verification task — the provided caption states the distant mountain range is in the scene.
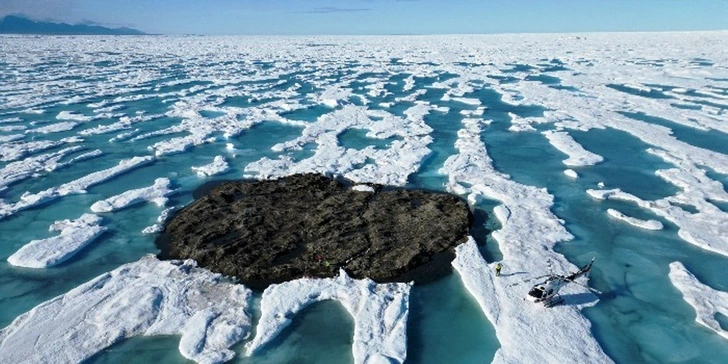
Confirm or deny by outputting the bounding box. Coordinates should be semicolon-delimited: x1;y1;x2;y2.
0;15;146;35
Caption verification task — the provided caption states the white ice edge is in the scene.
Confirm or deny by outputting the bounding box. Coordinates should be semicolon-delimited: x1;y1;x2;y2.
352;184;376;192
245;269;410;364
7;213;107;268
0;256;253;364
191;156;230;177
606;208;663;230
0;156;154;220
542;130;603;167
668;261;728;341
91;177;175;213
587;187;728;256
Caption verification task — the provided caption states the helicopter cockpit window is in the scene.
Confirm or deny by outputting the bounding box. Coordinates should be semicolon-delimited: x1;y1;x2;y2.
528;286;544;298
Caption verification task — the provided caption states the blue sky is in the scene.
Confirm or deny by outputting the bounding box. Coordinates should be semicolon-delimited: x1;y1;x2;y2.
1;0;726;35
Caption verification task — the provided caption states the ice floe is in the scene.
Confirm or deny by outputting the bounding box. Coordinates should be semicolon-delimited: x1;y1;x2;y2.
25;121;78;134
440;117;611;363
7;214;107;268
0;255;253;363
56;111;95;122
0;140;66;162
453;238;612;363
245;104;433;186
0;156;154;220
191;156;229;177
669;261;728;340
543;130;604;167
607;208;663;230
588;188;728;256
0;146;97;192
91;177;174;213
245;269;410;364
564;169;578;179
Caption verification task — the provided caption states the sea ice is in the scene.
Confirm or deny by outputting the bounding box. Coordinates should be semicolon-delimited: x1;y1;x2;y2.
607;208;663;230
25;121;78;134
543;130;604;167
245;269;410;364
564;169;578;178
56;111;95;122
0;255;253;363
0;146;90;192
0;134;23;143
440;117;611;363
352;184;375;192
453;238;612;363
142;206;178;234
0;140;65;162
7;214;107;268
669;261;728;340
588;187;728;256
191;156;230;177
245;105;433;186
91;177;175;213
0;156;154;220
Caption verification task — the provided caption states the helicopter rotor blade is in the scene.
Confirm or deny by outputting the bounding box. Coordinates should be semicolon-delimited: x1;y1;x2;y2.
505;274;551;288
568;279;603;295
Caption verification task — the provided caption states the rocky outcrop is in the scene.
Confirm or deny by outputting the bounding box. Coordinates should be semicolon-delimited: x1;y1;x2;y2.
159;173;474;290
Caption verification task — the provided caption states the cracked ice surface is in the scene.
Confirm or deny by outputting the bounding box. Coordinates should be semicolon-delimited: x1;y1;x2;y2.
0;256;252;364
245;269;410;364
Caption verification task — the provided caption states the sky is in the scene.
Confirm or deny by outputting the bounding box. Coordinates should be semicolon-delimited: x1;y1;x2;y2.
1;0;727;35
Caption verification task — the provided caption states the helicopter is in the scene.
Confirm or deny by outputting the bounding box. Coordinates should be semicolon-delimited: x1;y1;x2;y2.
508;258;601;307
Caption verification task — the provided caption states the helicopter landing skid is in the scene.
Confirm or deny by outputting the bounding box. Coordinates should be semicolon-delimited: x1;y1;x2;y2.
542;294;564;308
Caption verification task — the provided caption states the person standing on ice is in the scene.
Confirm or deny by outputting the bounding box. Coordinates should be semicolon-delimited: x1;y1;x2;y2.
495;262;503;277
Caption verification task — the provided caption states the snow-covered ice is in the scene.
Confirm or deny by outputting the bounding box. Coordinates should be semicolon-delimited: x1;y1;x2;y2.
1;31;728;363
440;117;611;363
453;238;611;363
0;156;154;220
669;261;728;340
0;255;253;363
588;187;728;256
606;208;663;230
564;169;578;179
245;105;433;186
543;130;604;167
7;213;107;268
90;177;174;213
191;156;230;177
25;121;78;134
245;269;410;364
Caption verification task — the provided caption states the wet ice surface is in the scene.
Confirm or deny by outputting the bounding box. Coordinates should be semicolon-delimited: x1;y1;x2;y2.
1;32;728;363
0;256;252;363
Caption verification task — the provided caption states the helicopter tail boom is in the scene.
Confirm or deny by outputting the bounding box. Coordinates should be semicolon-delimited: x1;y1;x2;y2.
566;257;595;282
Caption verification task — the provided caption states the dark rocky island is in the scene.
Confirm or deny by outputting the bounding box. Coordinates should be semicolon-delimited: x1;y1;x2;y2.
159;173;474;290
